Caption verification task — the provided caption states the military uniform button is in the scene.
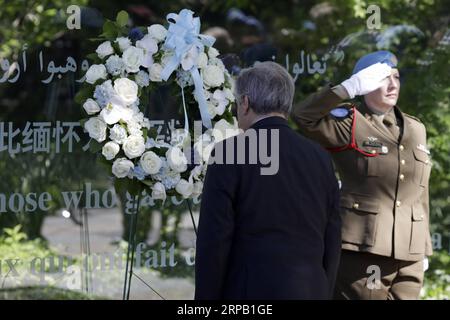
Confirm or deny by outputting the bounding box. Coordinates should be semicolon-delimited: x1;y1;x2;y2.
420;214;424;219
399;145;404;151
396;201;402;207
401;159;406;165
399;174;405;181
425;159;429;164
353;203;359;209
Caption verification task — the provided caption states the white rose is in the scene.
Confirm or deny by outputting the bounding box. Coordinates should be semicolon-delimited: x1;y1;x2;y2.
151;182;166;201
122;46;144;73
85;64;107;84
212;118;241;143
166;147;188;173
112;158;134;178
192;181;203;197
136;35;158;68
202;65;225;88
100;98;132;125
135;70;150;87
181;46;199;71
102;141;120;160
212;89;228;116
115;37;131;52
208;47;219;58
96;41;114;59
148;24;167;42
197;52;208;69
84;117;107;142
83;98;100;115
109;124;128;144
224;88;235;102
114;78;138;105
148;63;163;82
140;151;162;174
194;133;214;163
176;179;194;198
123;135;145;159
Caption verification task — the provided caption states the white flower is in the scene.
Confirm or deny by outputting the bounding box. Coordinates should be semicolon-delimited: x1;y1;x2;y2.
102;141;120;160
123;135;145;159
194;133;215;163
175;179;194;198
85;64;107;84
148;63;163;82
212;89;228;116
224;88;235;102
115;37;131;52
151;182;166;201
122;46;144;73
202;65;225;88
181;46;199;71
112;158;134;178
83;98;100;115
100;98;132;125
140;151;162;175
114;78;138;105
166;147;188;173
212;118;241;143
206;101;217;118
84;117;107;142
109;124;128;144
192;181;203;197
135;70;150;87
148;24;167;42
136;35;158;68
96;41;114;59
208;57;225;71
208;47;219;58
105;55;125;76
197;52;208;69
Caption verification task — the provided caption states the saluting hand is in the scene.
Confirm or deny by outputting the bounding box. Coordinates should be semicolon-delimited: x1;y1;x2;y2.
340;62;392;99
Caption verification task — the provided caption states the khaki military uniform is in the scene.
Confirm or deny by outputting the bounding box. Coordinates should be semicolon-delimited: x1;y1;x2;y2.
292;85;433;299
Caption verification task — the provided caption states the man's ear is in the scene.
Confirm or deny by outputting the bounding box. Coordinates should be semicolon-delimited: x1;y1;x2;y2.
242;96;250;114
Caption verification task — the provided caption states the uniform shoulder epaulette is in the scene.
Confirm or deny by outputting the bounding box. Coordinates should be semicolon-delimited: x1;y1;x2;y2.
330;102;354;118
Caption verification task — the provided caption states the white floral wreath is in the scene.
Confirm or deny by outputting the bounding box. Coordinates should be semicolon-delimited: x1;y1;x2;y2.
76;9;240;201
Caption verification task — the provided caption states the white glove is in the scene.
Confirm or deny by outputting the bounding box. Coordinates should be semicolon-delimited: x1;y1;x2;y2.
340;62;392;99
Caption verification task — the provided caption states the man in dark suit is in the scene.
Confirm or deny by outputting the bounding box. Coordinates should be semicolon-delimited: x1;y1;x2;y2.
195;61;341;300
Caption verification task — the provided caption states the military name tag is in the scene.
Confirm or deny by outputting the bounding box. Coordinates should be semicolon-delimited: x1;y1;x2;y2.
363;141;382;148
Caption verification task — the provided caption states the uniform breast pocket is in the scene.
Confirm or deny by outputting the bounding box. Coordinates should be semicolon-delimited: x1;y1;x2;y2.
339;193;380;246
413;149;431;187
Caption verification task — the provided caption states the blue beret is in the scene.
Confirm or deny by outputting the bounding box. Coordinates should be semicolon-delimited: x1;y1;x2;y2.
352;51;398;75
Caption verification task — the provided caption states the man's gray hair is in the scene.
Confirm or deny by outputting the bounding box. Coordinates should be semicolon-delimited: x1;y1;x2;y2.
235;61;295;115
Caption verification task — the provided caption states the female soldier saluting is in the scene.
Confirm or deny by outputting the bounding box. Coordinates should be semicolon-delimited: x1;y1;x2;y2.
293;51;432;300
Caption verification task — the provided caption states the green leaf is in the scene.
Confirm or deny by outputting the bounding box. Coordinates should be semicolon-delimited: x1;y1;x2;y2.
74;86;93;105
116;11;129;27
102;20;118;39
89;139;103;153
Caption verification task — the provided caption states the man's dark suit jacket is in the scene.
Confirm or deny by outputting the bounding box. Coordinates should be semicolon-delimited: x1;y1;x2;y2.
195;116;341;300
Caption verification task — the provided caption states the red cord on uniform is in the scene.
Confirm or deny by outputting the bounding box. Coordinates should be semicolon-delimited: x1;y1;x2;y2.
327;106;379;157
